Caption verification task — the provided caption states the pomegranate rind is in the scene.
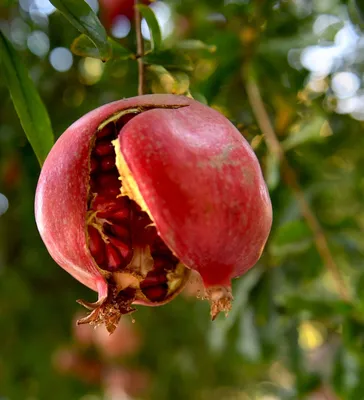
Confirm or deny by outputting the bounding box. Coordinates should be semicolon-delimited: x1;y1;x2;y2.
35;95;191;297
116;98;273;288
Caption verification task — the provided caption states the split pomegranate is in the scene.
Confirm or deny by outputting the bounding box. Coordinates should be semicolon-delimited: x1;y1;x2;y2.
35;94;272;332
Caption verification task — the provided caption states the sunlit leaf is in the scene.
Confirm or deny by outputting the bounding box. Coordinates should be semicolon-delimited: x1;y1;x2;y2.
0;32;53;166
49;0;111;61
143;49;193;71
282;116;328;151
136;4;162;51
270;220;312;258
348;0;364;32
147;65;177;94
265;152;280;190
71;34;133;60
176;40;217;53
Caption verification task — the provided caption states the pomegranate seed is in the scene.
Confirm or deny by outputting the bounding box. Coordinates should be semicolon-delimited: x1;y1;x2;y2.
88;226;105;264
108;208;130;222
100;156;116;171
108;236;131;259
97;172;119;187
153;257;174;271
140;273;168;288
106;224;130;240
105;243;123;270
94;140;114;157
97;123;115;139
90;157;98;173
93;196;117;212
95;173;120;198
142;284;168;302
116;113;137;131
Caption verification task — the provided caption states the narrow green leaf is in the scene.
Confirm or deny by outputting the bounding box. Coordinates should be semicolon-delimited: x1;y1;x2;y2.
237;307;261;361
147;65;190;95
147;65;176;93
265;152;280;190
0;32;54;166
348;0;364;32
71;34;133;60
270;219;312;258
143;49;193;72
176;40;217;53
281;296;353;318
49;0;111;61
282;116;328;151
136;4;162;51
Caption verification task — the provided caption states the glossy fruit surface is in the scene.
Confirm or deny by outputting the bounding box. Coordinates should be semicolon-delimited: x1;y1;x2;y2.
35;94;272;330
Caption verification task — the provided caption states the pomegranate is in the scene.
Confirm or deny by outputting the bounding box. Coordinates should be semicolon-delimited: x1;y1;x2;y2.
35;94;272;332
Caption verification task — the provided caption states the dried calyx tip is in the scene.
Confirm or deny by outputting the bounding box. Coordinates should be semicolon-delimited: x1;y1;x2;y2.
206;286;233;321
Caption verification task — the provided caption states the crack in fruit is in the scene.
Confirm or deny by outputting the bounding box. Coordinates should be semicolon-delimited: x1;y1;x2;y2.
80;111;190;331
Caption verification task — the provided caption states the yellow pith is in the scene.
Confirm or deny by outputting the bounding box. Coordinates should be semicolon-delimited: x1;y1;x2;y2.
112;138;154;224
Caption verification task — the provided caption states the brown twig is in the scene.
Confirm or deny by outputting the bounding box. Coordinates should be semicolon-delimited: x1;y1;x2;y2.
134;0;145;95
245;74;351;302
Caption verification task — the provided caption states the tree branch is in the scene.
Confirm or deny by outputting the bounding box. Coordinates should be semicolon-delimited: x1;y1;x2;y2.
134;0;145;96
245;74;351;302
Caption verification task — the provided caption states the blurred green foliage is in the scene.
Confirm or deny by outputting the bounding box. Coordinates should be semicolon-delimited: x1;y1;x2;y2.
1;0;364;399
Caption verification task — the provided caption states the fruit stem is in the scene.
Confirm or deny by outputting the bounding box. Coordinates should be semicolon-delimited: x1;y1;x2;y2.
134;0;145;96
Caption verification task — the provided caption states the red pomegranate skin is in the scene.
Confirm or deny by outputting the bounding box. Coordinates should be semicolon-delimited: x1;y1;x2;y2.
116;100;272;288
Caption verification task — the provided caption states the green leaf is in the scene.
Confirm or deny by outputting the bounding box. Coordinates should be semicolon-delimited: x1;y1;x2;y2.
348;0;364;32
237;307;261;361
342;317;364;351
176;40;217;53
143;49;193;71
136;4;162;51
147;65;190;95
147;65;176;94
71;34;133;60
286;319;302;374
270;220;312;258
281;296;353;318
49;0;111;61
265;152;280;190
0;32;54;166
282;116;328;151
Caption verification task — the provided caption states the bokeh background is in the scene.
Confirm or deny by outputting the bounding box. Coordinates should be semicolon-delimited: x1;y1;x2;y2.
1;0;364;399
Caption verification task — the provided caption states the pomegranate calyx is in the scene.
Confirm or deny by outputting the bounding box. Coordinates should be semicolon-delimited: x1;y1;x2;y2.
206;286;233;320
77;288;137;333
